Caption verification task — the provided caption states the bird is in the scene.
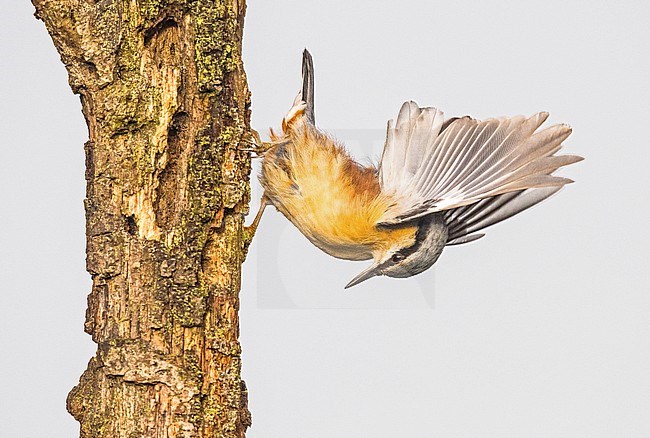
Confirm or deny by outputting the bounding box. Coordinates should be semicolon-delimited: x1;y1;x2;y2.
245;49;583;289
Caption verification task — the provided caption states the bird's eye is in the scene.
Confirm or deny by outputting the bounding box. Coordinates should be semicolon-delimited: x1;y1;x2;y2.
391;253;405;263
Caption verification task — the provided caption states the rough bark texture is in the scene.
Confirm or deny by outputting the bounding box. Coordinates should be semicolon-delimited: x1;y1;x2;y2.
32;0;252;436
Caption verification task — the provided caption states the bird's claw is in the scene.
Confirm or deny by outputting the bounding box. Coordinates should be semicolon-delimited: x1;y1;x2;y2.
238;129;276;157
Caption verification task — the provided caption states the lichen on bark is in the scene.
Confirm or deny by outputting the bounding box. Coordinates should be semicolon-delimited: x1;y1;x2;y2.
32;0;253;436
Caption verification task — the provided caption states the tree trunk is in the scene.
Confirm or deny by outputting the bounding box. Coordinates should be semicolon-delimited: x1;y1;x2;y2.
32;0;252;436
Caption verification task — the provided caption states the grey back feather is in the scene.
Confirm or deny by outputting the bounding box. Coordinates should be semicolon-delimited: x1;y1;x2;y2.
379;101;445;195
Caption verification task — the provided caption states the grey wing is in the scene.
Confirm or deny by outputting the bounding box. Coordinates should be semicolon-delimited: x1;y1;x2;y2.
444;186;562;245
378;101;582;228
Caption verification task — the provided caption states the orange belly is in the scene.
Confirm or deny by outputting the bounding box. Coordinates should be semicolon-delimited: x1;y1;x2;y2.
260;128;416;260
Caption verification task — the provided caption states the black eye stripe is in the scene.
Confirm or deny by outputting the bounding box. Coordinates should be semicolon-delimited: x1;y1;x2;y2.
380;219;434;267
396;217;434;259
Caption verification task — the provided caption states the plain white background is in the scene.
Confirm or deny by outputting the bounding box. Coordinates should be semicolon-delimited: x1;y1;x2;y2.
1;0;649;437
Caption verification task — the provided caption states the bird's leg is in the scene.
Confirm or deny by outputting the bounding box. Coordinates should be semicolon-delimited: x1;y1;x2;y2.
242;196;270;256
246;197;268;235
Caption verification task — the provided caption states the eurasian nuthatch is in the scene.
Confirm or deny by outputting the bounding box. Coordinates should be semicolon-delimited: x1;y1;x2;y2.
246;50;582;288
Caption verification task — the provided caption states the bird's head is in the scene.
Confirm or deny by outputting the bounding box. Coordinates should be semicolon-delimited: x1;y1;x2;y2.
345;215;449;288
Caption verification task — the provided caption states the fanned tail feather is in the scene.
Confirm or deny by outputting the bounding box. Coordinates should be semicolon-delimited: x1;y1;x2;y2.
281;49;316;131
301;49;315;124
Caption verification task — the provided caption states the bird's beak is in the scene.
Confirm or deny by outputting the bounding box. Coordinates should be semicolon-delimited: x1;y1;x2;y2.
345;263;381;289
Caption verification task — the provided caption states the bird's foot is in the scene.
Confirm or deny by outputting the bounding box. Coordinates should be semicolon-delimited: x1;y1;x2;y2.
238;129;276;157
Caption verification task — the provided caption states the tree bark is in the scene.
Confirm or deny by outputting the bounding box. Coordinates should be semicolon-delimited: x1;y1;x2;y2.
32;0;252;436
